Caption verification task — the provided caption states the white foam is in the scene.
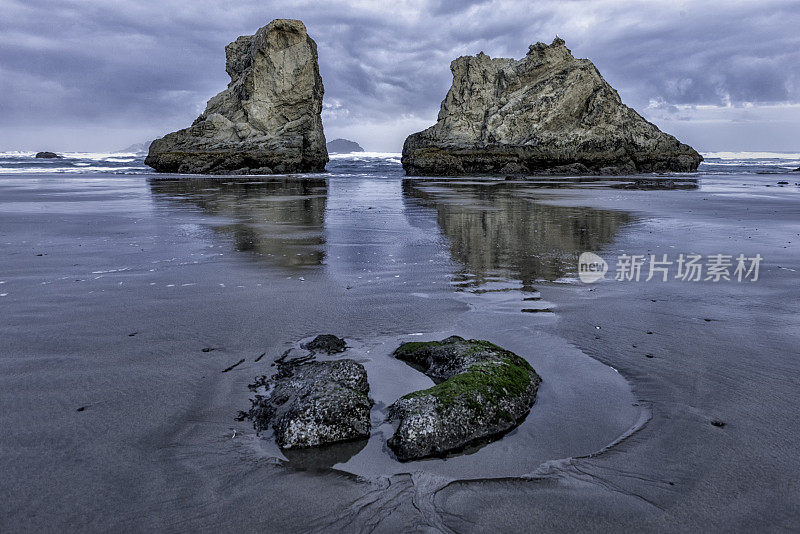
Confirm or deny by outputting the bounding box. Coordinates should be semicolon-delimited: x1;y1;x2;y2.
0;166;146;174
702;151;800;160
328;152;402;160
0;151;37;157
0;151;141;160
60;152;141;161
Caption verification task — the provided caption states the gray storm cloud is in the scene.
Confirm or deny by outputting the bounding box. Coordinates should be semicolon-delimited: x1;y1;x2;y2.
1;0;799;151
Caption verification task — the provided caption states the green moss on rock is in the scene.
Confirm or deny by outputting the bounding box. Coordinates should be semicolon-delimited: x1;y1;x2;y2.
394;336;512;360
401;355;535;410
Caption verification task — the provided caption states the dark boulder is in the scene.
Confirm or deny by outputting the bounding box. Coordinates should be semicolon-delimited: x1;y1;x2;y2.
242;359;372;449
35;152;61;159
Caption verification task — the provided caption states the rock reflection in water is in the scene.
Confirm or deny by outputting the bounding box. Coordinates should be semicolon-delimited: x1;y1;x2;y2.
281;439;368;472
149;177;327;269
611;177;699;190
403;180;634;285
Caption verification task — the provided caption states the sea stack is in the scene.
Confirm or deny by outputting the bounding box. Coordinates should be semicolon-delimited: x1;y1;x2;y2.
146;19;327;175
402;38;702;176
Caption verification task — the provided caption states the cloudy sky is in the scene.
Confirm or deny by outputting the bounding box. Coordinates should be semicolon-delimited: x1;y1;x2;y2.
2;0;799;152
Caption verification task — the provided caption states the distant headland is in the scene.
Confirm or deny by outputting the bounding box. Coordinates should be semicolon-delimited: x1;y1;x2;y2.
326;138;364;154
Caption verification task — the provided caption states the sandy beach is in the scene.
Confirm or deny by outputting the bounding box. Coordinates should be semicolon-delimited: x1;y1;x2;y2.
3;0;800;530
0;166;797;531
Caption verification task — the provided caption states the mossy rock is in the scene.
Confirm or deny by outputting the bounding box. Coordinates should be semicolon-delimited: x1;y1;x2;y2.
400;354;535;408
388;337;541;461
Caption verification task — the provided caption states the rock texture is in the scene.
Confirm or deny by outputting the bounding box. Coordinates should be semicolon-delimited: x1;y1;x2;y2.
146;19;327;175
387;336;541;461
326;138;364;153
242;359;372;449
35;152;61;159
402;38;702;176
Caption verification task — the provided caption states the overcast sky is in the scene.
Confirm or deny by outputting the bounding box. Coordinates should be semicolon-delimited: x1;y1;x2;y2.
2;0;799;152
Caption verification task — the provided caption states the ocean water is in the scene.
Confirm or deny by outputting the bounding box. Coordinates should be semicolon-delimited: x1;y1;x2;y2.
0;150;406;175
1;149;799;176
0;151;149;174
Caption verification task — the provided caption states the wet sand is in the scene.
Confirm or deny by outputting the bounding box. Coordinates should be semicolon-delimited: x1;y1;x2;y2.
1;171;798;531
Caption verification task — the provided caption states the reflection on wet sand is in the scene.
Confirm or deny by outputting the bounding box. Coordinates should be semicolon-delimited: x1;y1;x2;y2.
611;177;699;190
403;180;634;286
281;439;368;471
147;176;640;286
148;177;328;269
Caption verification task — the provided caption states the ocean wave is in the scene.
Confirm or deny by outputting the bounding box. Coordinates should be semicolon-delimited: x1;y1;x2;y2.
0;166;149;174
700;161;799;167
0;151;38;157
702;151;800;160
328;152;402;160
0;151;150;175
61;152;142;161
0;151;142;161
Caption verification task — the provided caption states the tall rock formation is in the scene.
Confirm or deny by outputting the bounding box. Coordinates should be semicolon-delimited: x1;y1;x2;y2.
146;19;327;175
402;38;702;176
